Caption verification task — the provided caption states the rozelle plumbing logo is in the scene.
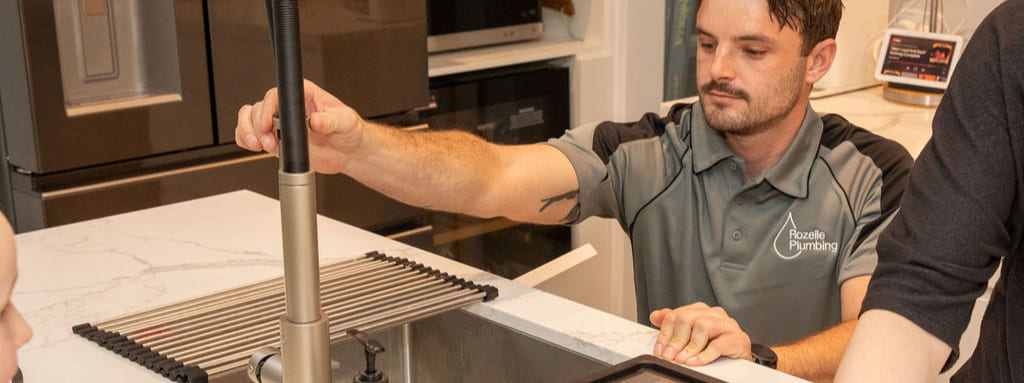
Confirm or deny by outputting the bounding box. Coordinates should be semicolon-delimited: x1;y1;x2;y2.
772;212;839;260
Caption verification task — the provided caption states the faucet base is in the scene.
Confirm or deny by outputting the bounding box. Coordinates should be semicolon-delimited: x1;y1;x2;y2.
281;312;331;383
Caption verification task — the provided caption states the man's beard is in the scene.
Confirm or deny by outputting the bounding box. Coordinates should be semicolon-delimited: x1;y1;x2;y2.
699;64;804;136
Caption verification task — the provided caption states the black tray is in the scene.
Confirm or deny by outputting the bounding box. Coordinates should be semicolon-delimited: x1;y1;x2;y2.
575;354;728;383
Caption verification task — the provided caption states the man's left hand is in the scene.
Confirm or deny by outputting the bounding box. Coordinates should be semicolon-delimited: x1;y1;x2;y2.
649;302;753;366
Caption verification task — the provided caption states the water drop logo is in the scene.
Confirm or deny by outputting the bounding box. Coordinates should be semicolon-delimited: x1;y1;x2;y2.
773;212;839;260
773;212;803;260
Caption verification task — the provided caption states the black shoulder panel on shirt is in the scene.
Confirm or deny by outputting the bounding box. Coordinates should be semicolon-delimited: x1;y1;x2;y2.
819;113;914;249
591;103;693;164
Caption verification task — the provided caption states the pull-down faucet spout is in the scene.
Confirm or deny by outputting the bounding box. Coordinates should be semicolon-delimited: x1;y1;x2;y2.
248;1;330;382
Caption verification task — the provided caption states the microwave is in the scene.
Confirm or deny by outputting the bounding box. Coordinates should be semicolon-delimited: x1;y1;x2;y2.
426;0;544;53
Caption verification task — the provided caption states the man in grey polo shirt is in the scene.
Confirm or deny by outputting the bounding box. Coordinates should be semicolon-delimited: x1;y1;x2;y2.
235;0;912;380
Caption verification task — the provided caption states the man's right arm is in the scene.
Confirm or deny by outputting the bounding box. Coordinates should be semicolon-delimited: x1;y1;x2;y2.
340;124;581;225
835;309;951;382
235;80;581;225
838;2;1021;380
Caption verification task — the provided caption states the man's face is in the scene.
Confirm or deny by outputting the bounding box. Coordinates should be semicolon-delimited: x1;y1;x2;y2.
0;218;30;382
695;0;810;135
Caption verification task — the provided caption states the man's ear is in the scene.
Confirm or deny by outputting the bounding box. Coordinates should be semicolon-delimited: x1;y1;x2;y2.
805;38;837;84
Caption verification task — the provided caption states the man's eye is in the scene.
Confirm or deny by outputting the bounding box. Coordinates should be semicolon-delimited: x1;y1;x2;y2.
699;42;716;51
745;49;766;57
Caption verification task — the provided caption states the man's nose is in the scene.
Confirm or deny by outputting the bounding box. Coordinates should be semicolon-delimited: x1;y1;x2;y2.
10;305;32;347
709;50;736;81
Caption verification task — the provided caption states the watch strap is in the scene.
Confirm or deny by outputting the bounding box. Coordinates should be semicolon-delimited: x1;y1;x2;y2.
750;343;778;369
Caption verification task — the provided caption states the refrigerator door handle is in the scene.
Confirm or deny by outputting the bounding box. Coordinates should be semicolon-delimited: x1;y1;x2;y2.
41;153;275;199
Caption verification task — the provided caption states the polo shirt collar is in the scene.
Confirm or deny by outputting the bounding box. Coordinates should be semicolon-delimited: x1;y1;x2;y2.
689;102;822;199
762;105;822;199
689;104;737;173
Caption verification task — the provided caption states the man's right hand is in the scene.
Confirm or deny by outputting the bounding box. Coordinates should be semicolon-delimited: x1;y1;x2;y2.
235;79;365;174
234;80;580;225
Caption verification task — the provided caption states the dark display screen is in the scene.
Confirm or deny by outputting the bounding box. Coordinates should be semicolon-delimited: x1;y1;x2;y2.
427;0;541;36
879;33;958;84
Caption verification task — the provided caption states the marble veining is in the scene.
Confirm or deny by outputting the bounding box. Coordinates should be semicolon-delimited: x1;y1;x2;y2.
13;190;804;382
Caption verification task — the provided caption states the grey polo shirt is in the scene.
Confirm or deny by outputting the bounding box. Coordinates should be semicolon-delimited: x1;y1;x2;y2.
546;102;912;345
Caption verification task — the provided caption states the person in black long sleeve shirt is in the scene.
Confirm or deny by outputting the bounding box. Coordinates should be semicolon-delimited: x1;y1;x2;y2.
835;1;1024;381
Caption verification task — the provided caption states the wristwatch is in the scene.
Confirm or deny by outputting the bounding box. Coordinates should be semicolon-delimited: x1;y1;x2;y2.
750;343;778;369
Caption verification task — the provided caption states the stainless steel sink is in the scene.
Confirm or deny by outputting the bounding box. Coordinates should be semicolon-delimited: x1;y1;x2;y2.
209;309;610;383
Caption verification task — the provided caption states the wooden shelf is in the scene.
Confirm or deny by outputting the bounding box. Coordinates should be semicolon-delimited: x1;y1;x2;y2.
427;34;591;78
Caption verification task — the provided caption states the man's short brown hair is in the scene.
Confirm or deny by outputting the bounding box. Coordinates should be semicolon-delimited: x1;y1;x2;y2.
698;0;844;56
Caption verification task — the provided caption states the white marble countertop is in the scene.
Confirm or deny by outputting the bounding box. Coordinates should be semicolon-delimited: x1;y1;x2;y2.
811;85;936;158
13;190;801;382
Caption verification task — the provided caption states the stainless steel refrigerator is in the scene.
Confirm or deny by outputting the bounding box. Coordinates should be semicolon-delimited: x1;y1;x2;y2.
0;0;429;232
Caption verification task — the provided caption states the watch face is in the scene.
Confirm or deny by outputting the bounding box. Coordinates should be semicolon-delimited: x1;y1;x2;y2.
750;343;778;369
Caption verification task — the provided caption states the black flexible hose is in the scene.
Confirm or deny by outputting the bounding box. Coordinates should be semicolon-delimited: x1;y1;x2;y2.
269;0;309;174
264;0;276;67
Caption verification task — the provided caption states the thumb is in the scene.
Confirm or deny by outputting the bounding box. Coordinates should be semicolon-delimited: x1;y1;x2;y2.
649;309;669;327
310;111;339;135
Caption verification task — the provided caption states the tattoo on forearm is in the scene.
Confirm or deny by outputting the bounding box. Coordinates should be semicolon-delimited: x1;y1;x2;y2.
540;190;580;223
540;190;579;212
559;205;581;224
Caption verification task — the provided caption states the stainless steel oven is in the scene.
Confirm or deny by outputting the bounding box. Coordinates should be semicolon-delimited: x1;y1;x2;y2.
415;62;572;279
0;0;429;232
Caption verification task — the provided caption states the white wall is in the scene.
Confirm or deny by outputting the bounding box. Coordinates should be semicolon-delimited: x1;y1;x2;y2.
817;0;890;90
531;0;667;322
889;0;1004;41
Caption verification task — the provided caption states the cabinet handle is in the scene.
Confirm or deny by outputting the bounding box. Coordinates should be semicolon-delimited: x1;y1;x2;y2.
41;154;275;199
401;124;429;132
385;225;433;240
